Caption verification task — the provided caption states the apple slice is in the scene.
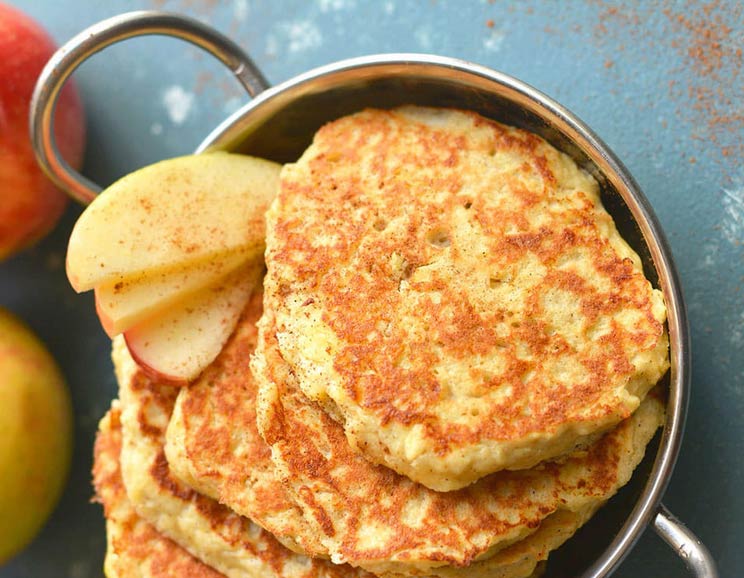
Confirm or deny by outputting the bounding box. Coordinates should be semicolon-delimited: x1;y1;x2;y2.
66;152;280;292
124;263;263;385
94;250;248;337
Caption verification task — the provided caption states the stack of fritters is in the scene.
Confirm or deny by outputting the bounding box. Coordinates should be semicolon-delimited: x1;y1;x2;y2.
93;107;670;577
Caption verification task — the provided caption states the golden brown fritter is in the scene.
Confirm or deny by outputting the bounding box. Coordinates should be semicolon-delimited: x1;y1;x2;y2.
112;302;372;578
253;310;665;576
263;106;669;491
164;291;325;557
93;407;225;578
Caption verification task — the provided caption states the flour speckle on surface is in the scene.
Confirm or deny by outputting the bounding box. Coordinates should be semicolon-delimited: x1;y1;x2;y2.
383;1;395;15
721;183;744;246
318;0;352;11
483;28;506;52
162;85;195;124
700;242;719;269
223;96;243;115
414;26;432;50
265;33;279;57
233;0;248;21
729;309;744;349
150;122;163;136
280;20;323;53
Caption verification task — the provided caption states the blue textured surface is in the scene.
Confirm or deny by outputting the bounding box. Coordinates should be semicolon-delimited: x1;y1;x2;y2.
1;1;741;577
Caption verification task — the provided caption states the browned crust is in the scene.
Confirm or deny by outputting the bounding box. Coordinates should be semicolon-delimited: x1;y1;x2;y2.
94;402;589;578
265;107;667;486
93;407;225;578
114;292;374;578
255;310;665;573
165;291;325;555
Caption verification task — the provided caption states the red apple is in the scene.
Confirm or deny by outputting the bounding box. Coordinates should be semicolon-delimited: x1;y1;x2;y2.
0;2;85;261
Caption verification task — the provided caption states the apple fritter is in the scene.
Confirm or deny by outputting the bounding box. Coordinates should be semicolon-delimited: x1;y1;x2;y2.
254;310;665;576
262;106;669;491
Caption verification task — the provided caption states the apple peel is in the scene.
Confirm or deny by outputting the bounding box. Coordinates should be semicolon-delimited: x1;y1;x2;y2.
124;263;263;385
95;250;249;338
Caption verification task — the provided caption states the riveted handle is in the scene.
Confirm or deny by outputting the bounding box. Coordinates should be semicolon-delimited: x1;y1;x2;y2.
654;503;719;578
30;10;269;205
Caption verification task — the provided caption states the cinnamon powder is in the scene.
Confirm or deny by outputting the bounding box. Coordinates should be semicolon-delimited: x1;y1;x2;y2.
591;0;743;170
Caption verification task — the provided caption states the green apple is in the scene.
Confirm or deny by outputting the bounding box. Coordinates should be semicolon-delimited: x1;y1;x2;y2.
0;307;73;563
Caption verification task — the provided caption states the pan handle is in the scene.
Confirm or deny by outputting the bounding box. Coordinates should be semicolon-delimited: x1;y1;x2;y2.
30;11;269;205
654;503;718;577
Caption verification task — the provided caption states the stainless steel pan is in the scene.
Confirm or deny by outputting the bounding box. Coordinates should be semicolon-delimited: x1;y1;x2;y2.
29;11;717;578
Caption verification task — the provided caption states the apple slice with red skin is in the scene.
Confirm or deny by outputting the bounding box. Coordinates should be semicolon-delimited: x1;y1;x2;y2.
124;263;263;385
95;250;248;338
